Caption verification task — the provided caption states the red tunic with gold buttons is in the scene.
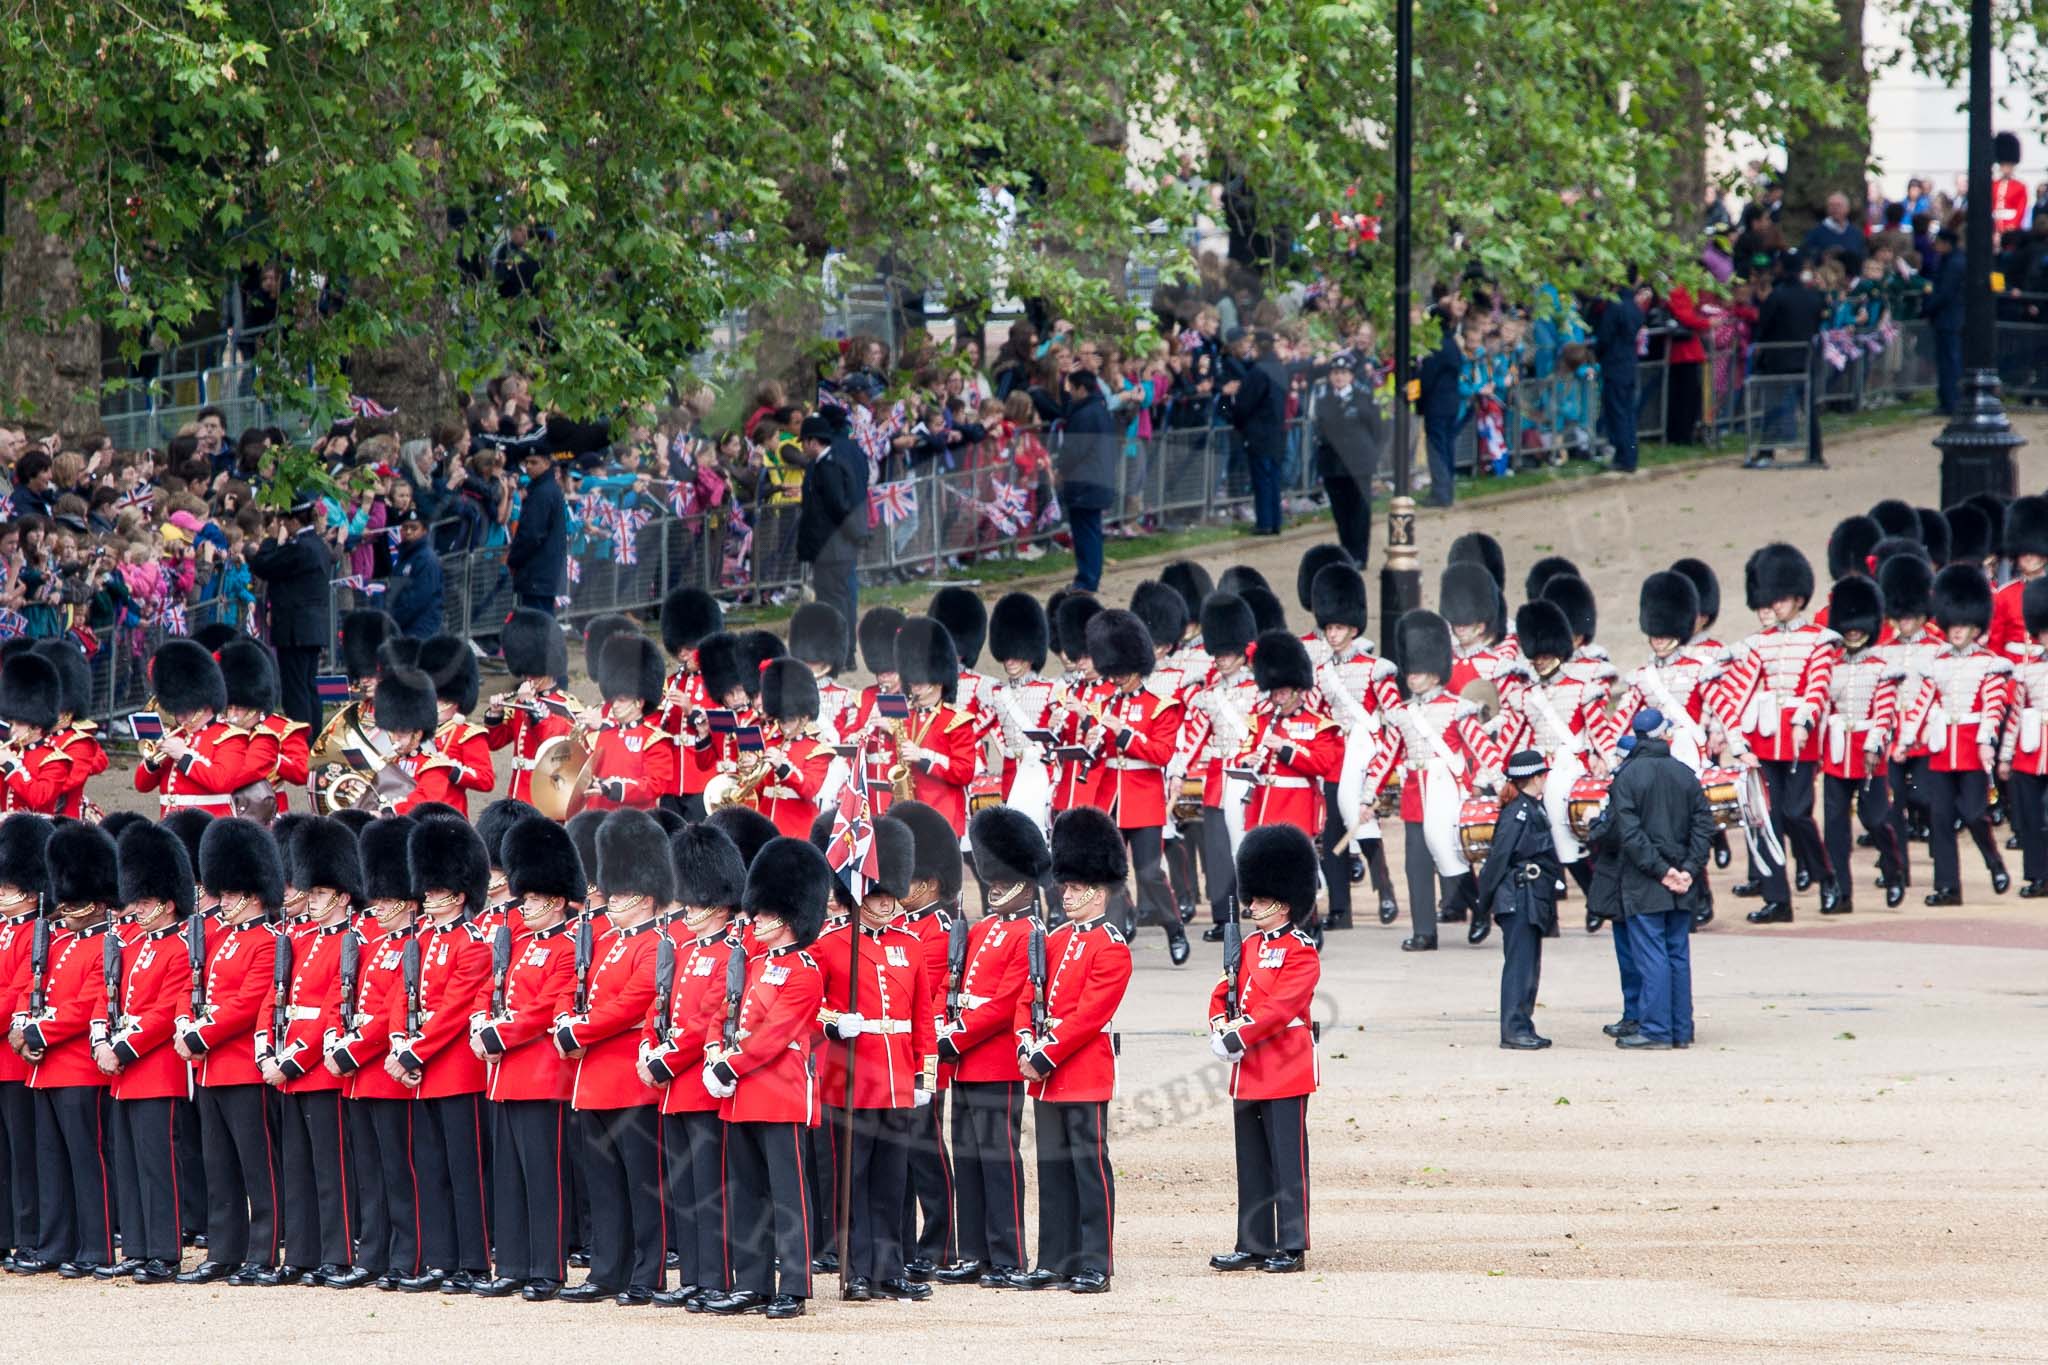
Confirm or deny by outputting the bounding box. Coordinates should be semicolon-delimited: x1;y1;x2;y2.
388;744;467;816
814;922;936;1109
894;905;952;1088
1236;702;1345;836
942;910;1032;1083
0;740;72;814
262;921;349;1093
756;733;838;838
903;703;978;834
585;718;680;812
0;907;39;1084
1719;621;1842;764
431;718;498;819
565;920;661;1110
108;922;192;1101
1014;917;1129;1104
1084;685;1183;830
187;921;277;1088
479;923;578;1103
712;944;824;1125
386;920;491;1098
657;663;714;798
49;723;106;819
645;928;744;1115
1208;925;1321;1100
21;925;111;1090
135;720;251;817
335;929;413;1101
484;690;575;805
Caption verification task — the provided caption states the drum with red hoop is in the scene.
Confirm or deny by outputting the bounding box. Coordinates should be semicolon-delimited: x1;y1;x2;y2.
1699;765;1743;831
1566;775;1612;840
1457;795;1500;864
968;773;1002;816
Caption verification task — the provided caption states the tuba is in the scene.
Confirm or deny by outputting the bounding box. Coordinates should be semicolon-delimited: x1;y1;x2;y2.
528;727;597;822
310;700;392;814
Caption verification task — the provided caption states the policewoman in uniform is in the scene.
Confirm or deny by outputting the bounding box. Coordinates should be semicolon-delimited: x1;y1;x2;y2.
1477;750;1563;1050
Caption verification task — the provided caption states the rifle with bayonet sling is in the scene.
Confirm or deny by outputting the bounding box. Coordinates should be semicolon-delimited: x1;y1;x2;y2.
1027;916;1048;1038
338;929;361;1027
1222;895;1244;1019
945;912;968;1026
25;909;51;1018
102;927;123;1041
185;914;208;1018
490;923;513;1017
572;914;594;1015
720;935;745;1052
270;924;294;1056
401;934;422;1039
645;932;679;1084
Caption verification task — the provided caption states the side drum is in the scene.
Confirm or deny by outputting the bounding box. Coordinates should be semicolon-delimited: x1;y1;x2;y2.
1457;796;1500;865
1566;775;1612;841
1699;765;1743;831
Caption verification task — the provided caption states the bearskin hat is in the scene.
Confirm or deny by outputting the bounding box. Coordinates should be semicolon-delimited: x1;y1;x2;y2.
1448;531;1507;589
1670;557;1720;628
1870;536;1927;575
1055;595;1102;662
475;798;542;872
408;816;490;917
969;806;1051;888
742;836;832;947
294;817;366;904
47;822;117;908
695;631;746;702
1916;508;1952;568
0;814;52;895
329;808;374;838
407;802;465;826
506;816;585;904
1944;502;1994;567
500;608;566;681
340;610;398;682
930;587;988;669
1995;130;2023;165
215;638;279;713
417;636;479;714
758;657;821;722
1827;515;1885;581
30;640;89;720
2025;577;2048;639
739;629;785;681
599;633;666;710
1638;571;1700;642
1251;629;1314;692
1514;599;1575;664
1217;565;1270;597
671;822;747;909
1201;592;1258;658
1967;490;2011;549
1085;609;1155;681
0;654;60;734
117;823;194;920
193;623;236;653
1310;564;1367;632
378;637;421;673
1395;609;1454;682
200;817;284;910
1294;545;1355;612
1159;560;1213;624
892;799;964;899
867;816;915;902
271;813;313;889
565;810;606;893
707;804;779;871
1869;498;1921;542
161;809;212;874
0;639;32;666
896;618;961;701
1439;561;1500;630
372;666;438;736
1130;580;1188;655
150;637;226;718
1745;543;1815;610
1240;586;1287;635
98;811;147;845
858;607;909;676
1879;552;1935;621
1051;806;1128;888
582;614;639;681
661;587;724;659
787;602;847;669
1932;563;1993;631
1541;574;1597;643
2005;495;2048;561
989;593;1050;671
651;807;685;837
1235;823;1320;927
596;809;675;904
1523;555;1581;603
1827;574;1885;643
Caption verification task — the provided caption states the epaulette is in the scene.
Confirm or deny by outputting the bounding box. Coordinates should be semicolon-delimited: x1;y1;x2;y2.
215;723;253;739
463;921;490;942
1813;626;1845;648
1288;927;1318;947
1987;656;2016;676
274;719;311;739
1453;699;1482;721
416;751;462;773
796;950;817;968
1102;922;1127;944
944;707;976;732
1370;656;1397;678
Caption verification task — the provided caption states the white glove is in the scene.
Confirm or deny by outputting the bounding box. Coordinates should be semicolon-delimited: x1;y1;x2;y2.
1209;1031;1233;1060
934;1019;960;1039
832;1012;864;1041
702;1063;737;1099
913;1087;933;1108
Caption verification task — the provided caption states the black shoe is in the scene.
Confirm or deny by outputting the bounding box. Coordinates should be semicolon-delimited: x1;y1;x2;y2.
1856;832;1874;849
1820;895;1852;915
1714;841;1731;870
522;1279;562;1302
933;1259;985;1285
979;1265;1022;1288
2020;880;2048;899
615;1287;654;1306
1168;934;1191;966
1009;1267;1069;1291
1742;453;1776;469
2008;834;2023;850
1585;910;1605;934
1692;904;1714;928
1499;1034;1550;1050
438;1270;477;1295
175;1260;235;1285
1818;882;1842;913
558;1280;618;1303
396;1268;448;1293
10;1256;55;1275
1602;1018;1639;1038
664;1250;680;1269
224;1263;271;1287
1209;1250;1263;1272
1616;1033;1674;1050
1066;1268;1111;1293
1348;852;1366;884
842;1275;873;1301
1467;915;1491;945
703;1289;770;1315
132;1258;178;1285
650;1283;697;1307
1795;867;1812;893
1731;880;1762;899
1436;907;1467;923
765;1294;807;1319
1326;913;1353;931
1260;1253;1306;1274
1745;902;1793;924
1378;896;1400;925
876;1276;933;1301
254;1264;310;1286
1886;881;1908;907
810;1250;839;1274
1992;867;2012;894
93;1257;142;1280
374;1274;400;1291
326;1265;374;1290
1178;900;1197;925
470;1275;521;1298
1200;925;1225;943
1923;888;1962;906
567;1250;591;1268
58;1261;96;1279
903;1256;937;1282
1400;935;1437;952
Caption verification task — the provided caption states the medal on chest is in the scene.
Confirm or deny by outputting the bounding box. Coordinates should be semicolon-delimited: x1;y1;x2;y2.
763;964;790;986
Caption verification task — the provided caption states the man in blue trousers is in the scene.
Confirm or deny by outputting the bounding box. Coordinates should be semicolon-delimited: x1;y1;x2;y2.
1586;732;1642;1038
1607;708;1714;1049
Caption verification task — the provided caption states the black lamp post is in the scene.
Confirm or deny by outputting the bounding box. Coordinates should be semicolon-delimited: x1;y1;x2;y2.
1380;0;1423;647
1933;0;2024;506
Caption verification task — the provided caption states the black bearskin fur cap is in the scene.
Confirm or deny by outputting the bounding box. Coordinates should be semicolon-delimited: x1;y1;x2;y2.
1051;806;1128;887
969;806;1051;887
1235;823;1320;927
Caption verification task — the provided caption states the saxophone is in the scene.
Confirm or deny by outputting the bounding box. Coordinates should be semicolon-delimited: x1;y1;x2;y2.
887;717;916;800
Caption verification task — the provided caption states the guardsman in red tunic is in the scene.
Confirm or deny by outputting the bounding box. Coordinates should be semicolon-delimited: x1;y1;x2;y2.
844;607;910;743
698;837;830;1321
552;811;668;1304
938;808;1050;1287
32;640;104;820
0;654;74;815
2001;579;2048;896
135;639;252;819
1131;580;1204;931
1304;562;1403;929
1180;595;1262;942
932;586;1002;789
1047;597;1106;812
469;816;581;1301
686;630;780;814
259;818;364;1285
1206;825;1320;1276
1989;496;2048;663
656;588;724;819
585;633;681;813
880;801;960;1280
324;817;423;1291
986;592;1057;813
1819;577;1907;912
1160;560;1213;676
418;635;496;819
639;823;749;1309
788;602;854;744
218;638;311;816
1496;601;1610;880
1079;609;1190;965
1441;560;1527;720
1894;565;2013;905
0;817;49;1265
893;619;979;839
369;666;468;816
755;660;844;838
1009;808;1132;1294
172;817;283;1284
813;818;937;1302
384;819;493;1291
9;824;118;1274
483;609;575;806
1234;631;1345;841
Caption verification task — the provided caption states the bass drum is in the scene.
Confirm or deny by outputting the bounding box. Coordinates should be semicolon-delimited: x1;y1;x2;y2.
1566;775;1612;841
968;774;1002;816
529;732;595;822
1699;765;1743;831
1457;796;1500;865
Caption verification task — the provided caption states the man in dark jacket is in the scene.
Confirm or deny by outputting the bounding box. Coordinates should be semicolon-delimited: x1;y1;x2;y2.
1592;285;1646;472
795;414;869;666
1416;322;1463;507
1584;735;1642;1037
246;498;333;730
505;449;568;613
1608;709;1715;1050
386;509;444;639
1926;231;1966;414
1475;751;1563;1050
1748;260;1828;464
1220;331;1290;534
1055;370;1119;591
1310;354;1385;563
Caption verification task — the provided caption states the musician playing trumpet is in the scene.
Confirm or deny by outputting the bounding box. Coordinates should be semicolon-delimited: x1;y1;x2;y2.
687;630;773;806
753;660;841;837
372;666;467;814
133;638;252;819
891;619;978;837
584;634;679;813
0;652;75;814
484;608;575;806
1232;632;1344;841
418;636;497;819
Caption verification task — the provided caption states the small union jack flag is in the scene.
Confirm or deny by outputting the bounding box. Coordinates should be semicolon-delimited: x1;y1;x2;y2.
666;480;696;519
0;609;27;641
566;556;582;586
869;479;917;526
347;394;396;420
159;602;188;636
825;776;879;901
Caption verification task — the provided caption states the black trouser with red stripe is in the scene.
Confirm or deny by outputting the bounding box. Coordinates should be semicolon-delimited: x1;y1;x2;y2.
1923;767;2005;891
2010;771;2048;886
196;1081;279;1267
1033;1099;1113;1280
1111;827;1187;947
807;1118;836;1256
414;1092;490;1275
660;1110;725;1291
847;1105;913;1282
111;1096;180;1264
33;1085;111;1267
1823;773;1906;896
1233;1095;1310;1256
348;1097;419;1279
950;1080;1027;1271
278;1091;350;1268
0;1079;36;1254
903;1093;954;1265
577;1103;662;1293
724;1119;812;1299
493;1099;566;1284
1755;759;1830;901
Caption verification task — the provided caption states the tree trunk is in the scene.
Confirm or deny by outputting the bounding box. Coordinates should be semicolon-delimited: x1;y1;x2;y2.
0;173;102;435
1664;66;1709;238
349;139;457;438
1781;0;1869;243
